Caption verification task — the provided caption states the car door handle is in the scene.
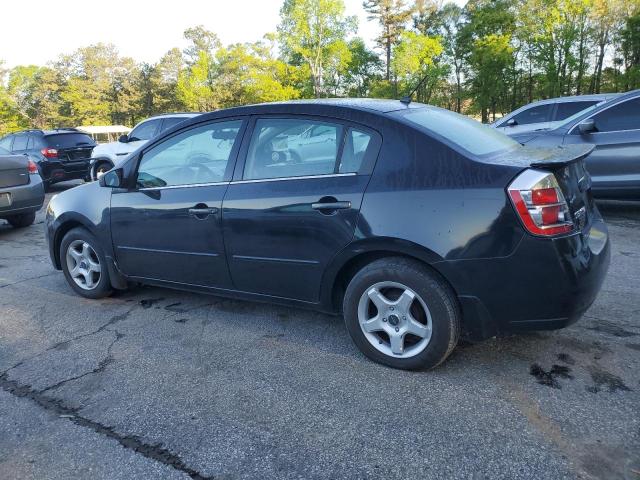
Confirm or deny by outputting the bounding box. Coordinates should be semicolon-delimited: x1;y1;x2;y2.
311;200;351;212
188;206;218;219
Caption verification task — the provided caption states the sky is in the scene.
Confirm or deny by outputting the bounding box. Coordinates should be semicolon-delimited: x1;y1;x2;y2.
1;0;467;68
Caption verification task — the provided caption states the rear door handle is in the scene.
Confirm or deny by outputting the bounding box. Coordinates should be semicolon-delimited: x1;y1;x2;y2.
311;201;351;212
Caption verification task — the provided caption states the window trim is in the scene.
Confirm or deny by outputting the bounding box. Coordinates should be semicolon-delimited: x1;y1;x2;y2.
568;97;640;135
232;114;382;182
133;117;248;191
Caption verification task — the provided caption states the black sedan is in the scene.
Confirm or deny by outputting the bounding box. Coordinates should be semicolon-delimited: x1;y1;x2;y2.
511;88;640;200
45;99;610;370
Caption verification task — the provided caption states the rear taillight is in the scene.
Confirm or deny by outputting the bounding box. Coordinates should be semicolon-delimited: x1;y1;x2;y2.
41;148;58;158
508;169;574;236
27;160;38;174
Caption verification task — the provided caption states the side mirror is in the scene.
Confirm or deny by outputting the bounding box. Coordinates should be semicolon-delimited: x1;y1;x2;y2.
118;134;129;143
99;168;123;188
578;118;596;134
505;118;518;127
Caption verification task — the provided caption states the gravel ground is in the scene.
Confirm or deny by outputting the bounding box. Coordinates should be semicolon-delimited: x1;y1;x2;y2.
0;181;638;480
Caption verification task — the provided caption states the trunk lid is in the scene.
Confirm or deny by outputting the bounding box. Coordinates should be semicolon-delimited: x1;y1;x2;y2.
0;155;30;188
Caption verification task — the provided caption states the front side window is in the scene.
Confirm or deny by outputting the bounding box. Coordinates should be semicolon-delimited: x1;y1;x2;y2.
555;101;598;121
511;104;552;125
129;119;161;142
136;120;242;188
243;118;342;180
592;98;640;132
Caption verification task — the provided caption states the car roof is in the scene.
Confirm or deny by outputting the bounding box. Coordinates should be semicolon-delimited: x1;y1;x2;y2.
145;112;201;120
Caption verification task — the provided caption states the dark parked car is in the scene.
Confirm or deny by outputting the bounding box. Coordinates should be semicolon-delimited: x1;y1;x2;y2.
45;99;610;370
511;89;640;200
493;93;620;136
0;146;45;228
0;128;96;191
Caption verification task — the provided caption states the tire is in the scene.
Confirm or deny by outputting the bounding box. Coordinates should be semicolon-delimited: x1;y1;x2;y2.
60;227;113;299
7;212;36;228
343;257;460;370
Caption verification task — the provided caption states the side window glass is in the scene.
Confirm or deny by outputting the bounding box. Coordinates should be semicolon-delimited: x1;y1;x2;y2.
339;128;372;173
129;119;161;142
26;136;34;149
243;118;342;180
512;104;552;125
0;136;13;150
160;117;188;132
593;99;640;132
136;120;242;188
12;135;28;151
555;101;597;120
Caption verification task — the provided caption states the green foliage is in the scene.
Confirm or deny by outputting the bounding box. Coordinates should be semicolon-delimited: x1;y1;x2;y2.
1;0;639;134
278;0;357;96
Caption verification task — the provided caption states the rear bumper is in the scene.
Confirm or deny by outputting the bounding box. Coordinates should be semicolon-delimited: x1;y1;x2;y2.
436;214;611;340
0;175;45;218
40;159;91;184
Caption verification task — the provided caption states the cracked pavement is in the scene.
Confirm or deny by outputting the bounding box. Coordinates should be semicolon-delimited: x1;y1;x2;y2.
0;181;638;480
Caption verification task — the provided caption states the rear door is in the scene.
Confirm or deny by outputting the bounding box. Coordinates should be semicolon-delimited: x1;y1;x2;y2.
222;116;381;302
563;97;640;198
110;118;245;287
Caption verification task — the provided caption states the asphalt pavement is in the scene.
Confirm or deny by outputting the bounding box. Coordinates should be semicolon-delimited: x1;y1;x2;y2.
0;181;638;480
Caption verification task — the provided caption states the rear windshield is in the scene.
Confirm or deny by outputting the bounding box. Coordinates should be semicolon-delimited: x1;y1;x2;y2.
45;133;96;148
395;107;520;156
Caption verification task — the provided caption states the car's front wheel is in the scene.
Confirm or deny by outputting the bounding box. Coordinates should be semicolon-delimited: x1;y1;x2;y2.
92;160;113;181
343;257;460;370
6;212;36;228
60;227;113;299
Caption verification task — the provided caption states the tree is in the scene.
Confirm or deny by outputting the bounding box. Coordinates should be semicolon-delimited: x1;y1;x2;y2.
343;38;383;96
363;0;415;81
278;0;357;97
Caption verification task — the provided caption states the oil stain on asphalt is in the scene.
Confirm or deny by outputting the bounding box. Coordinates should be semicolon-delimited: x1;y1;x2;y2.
530;364;573;389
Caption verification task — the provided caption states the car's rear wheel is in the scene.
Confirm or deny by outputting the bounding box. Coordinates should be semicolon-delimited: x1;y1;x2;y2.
6;212;36;228
60;227;112;299
343;257;460;370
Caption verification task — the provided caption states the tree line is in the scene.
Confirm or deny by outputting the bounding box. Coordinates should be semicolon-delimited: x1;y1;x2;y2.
1;0;638;135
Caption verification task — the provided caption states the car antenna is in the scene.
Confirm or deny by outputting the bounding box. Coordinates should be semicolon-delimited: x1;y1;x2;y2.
399;72;431;105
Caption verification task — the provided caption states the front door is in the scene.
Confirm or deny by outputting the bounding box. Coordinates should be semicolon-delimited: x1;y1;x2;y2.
110;119;245;287
222;116;381;302
564;97;640;198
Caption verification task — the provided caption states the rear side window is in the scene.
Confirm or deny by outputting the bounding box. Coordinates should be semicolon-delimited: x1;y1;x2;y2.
243;119;342;180
512;104;552;125
45;133;95;148
12;135;28;151
592;98;640;132
339;128;372;173
161;117;188;132
129;119;161;141
397;108;519;156
554;101;598;120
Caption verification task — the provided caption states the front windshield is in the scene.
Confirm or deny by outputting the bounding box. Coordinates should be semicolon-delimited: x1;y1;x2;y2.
396;107;520;156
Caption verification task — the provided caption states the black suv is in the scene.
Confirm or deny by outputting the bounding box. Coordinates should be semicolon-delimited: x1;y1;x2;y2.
0;129;96;191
